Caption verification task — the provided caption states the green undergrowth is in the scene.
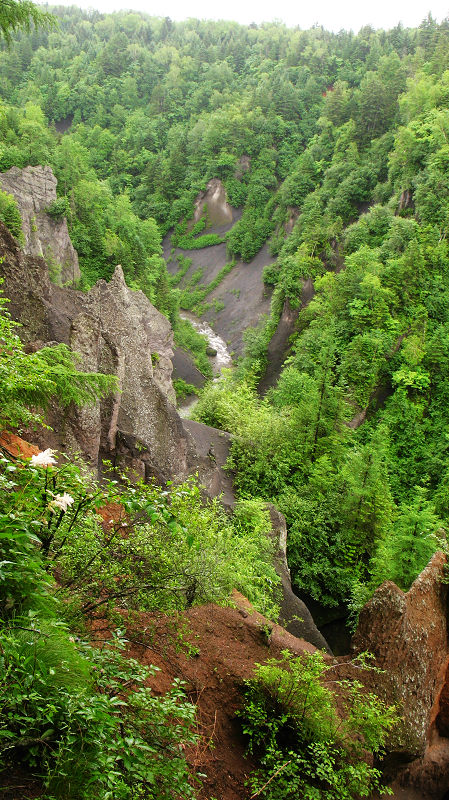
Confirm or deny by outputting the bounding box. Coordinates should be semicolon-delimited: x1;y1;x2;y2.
173;377;199;402
0;624;198;800
169;254;193;287
0;441;280;796
176;232;225;249
178;260;236;313
0;189;23;242
172;214;225;251
238;650;397;800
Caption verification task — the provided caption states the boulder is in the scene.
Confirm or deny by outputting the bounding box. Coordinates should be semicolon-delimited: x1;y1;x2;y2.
352;551;449;794
181;419;235;508
0;166;80;285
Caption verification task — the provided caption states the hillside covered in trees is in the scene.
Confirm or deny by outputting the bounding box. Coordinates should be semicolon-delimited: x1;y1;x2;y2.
1;1;449;619
2;5;449;798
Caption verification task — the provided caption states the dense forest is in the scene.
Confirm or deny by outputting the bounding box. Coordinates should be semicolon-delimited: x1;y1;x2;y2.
1;4;449;797
1;0;449;635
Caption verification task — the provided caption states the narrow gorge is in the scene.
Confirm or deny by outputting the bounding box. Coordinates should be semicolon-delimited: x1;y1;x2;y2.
2;7;449;800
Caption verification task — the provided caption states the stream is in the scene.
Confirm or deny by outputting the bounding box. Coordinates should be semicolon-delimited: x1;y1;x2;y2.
178;311;233;418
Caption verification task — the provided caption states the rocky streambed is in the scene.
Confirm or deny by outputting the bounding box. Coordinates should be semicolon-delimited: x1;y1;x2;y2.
177;311;233;418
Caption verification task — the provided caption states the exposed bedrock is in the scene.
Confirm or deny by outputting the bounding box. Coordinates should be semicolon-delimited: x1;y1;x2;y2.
164;179;274;358
191;177;235;228
0;222;226;496
267;505;332;653
0;165;80;286
351;551;449;797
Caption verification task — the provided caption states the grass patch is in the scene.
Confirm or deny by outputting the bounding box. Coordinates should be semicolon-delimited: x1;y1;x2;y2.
179;261;236;313
169;254;193;286
173;378;199;402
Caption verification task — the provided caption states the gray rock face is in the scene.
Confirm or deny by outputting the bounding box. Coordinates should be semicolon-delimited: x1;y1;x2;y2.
56;265;186;480
352;552;449;762
192;178;234;228
0;165;80;285
182;419;234;508
267;505;332;653
0;222;230;497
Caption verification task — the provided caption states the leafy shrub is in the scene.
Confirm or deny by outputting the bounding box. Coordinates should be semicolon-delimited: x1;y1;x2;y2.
0;446;281;620
173;378;198;401
0;189;23;241
224;176;247;207
0;288;116;430
176;232;225;249
57;478;281;619
238;650;397;800
46;196;71;220
226;212;274;261
0;625;197;800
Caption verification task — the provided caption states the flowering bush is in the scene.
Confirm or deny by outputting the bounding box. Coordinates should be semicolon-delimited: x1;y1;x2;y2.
0;444;280;621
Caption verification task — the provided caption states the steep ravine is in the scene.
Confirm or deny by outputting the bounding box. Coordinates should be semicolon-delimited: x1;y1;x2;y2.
2;169;449;796
164;180;274;358
0;210;329;649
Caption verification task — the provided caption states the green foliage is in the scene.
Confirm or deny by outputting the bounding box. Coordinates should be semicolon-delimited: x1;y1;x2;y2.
0;626;197;799
58;477;281;619
226;212;274;261
0;6;445;317
0;411;282;796
0;0;53;44
173;317;213;378
0;289;117;430
0;189;23;240
169;254;193;287
0;321;203;798
0;444;281;620
0;452;56;617
369;487;445;592
238;650;397;799
2;0;449;679
176;232;225;250
45;196;70;220
2;13;449;791
173;378;198;402
177;261;236;313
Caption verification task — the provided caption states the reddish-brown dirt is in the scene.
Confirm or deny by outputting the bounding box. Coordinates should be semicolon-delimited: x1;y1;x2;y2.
119;591;318;800
0;430;40;459
0;769;43;800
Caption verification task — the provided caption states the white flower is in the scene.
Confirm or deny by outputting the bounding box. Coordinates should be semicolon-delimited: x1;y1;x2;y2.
30;449;57;467
50;492;74;512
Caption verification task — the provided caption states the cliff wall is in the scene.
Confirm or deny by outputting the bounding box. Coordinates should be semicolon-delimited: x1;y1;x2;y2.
0;165;80;285
0;221;228;497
